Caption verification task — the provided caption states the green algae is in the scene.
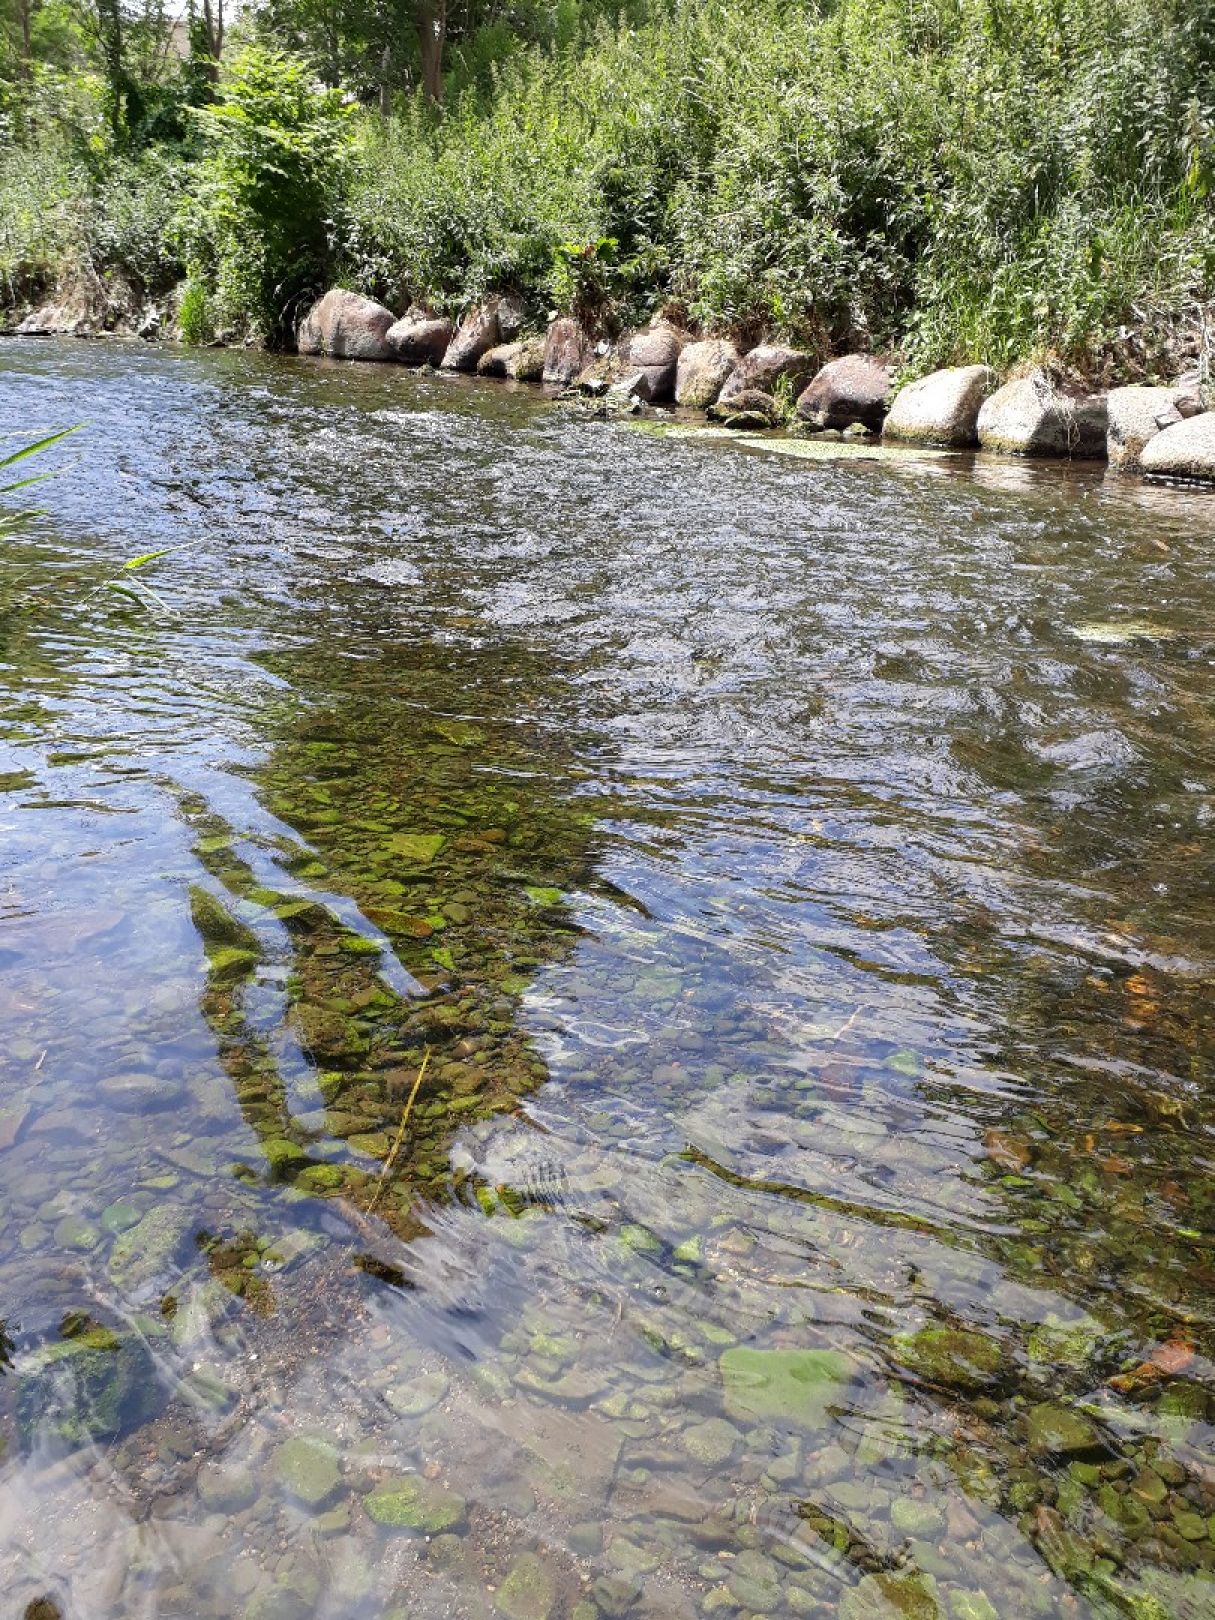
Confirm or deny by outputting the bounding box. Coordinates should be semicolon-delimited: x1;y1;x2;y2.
720;1346;852;1426
364;1475;466;1531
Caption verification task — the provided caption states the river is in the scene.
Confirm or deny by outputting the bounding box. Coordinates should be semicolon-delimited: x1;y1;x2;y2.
0;338;1213;1620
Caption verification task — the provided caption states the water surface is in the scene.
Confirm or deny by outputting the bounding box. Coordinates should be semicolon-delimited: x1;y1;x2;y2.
1;339;1213;1620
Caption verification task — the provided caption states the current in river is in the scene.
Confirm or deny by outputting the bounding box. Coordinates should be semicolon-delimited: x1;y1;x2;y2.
0;339;1213;1620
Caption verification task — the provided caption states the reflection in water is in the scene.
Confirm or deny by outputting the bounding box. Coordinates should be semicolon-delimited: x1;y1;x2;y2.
0;339;1212;1620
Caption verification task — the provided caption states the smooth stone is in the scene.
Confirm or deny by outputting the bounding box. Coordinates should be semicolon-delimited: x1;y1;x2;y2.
976;368;1107;458
272;1436;342;1508
883;365;998;446
197;1464;258;1512
889;1324;1002;1392
385;1369;448;1416
296;288;395;361
1140;411;1215;482
364;1475;466;1531
98;1071;185;1112
720;1346;852;1427
496;1552;558;1620
1025;1402;1105;1459
683;1417;742;1465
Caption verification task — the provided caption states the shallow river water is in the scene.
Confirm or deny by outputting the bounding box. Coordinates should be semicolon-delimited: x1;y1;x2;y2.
1;339;1214;1620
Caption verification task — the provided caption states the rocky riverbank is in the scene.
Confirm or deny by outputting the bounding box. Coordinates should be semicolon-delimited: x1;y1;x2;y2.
10;281;1215;484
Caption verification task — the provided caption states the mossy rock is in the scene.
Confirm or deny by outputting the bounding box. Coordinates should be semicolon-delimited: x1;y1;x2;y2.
841;1573;942;1620
16;1327;161;1449
365;1475;466;1531
108;1203;193;1294
1025;1402;1105;1459
190;885;260;951
197;1463;258;1512
720;1345;852;1427
889;1325;1003;1393
273;1436;342;1508
292;1004;366;1066
496;1553;558;1620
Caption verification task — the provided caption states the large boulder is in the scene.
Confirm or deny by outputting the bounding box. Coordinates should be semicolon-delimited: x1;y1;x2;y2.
708;389;778;429
543;317;593;387
1139;413;1215;482
796;354;892;431
883;365;998;446
1106;384;1198;469
478;338;545;381
625;321;685;403
297;289;396;361
675;339;740;409
495;294;527;343
386;310;453;366
977;369;1108;459
718;345;815;407
442;304;501;371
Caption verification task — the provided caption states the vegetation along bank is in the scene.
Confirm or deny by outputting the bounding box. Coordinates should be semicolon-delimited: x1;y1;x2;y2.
1;0;1213;477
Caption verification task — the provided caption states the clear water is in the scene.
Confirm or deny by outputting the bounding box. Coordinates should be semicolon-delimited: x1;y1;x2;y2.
1;338;1213;1620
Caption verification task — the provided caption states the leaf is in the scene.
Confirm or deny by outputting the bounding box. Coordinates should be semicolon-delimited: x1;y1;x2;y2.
0;426;82;472
122;549;173;571
104;580;151;607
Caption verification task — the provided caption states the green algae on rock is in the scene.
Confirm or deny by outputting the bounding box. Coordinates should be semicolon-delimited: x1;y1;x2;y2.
496;1552;558;1620
16;1325;161;1447
364;1475;466;1530
272;1435;343;1508
720;1346;853;1426
889;1325;1003;1393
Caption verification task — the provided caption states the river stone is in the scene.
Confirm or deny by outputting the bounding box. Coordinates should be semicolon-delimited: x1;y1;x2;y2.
683;1417;741;1465
479;342;523;378
543;318;594;386
1140;412;1215;482
17;1326;161;1448
675;339;741;408
273;1436;342;1508
385;1369;448;1416
198;1463;258;1512
976;369;1108;458
297;289;396;361
495;1552;557;1620
889;1325;1002;1392
54;1214;100;1251
98;1071;185;1112
442;304;501;371
386;310;452;365
1105;385;1192;468
707;388;779;428
365;1475;466;1530
727;1550;782;1612
718;344;815;407
626;320;685;402
883;365;998;446
720;1346;851;1426
292;1004;365;1065
109;1204;193;1294
840;1572;942;1620
796;354;893;430
890;1498;945;1538
1025;1402;1104;1459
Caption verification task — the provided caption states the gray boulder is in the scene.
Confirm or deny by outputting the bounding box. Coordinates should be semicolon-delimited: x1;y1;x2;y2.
796;354;892;431
625;321;685;403
1139;413;1215;482
1106;385;1196;469
883;365;998;446
477;338;545;381
543;317;593;387
495;294;527;343
977;369;1108;458
718;345;814;407
675;339;740;409
708;388;778;428
442;304;501;371
297;289;396;361
386;310;453;366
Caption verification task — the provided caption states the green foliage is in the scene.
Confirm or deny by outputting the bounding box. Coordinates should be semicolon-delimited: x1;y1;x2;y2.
182;45;352;342
177;270;213;345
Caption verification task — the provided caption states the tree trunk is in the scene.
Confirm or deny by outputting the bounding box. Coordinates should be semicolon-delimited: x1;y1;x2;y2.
201;0;223;81
16;0;31;78
419;0;445;104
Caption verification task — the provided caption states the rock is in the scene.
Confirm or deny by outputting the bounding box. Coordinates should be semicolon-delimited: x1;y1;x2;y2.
507;337;547;381
707;388;778;428
273;1436;342;1508
189;885;258;951
1025;1402;1105;1459
442;304;501;371
675;339;740;408
54;1214;100;1251
386;310;453;365
0;1101;32;1149
109;1204;193;1294
976;369;1107;458
889;1325;1002;1393
17;1325;161;1448
796;354;893;430
682;1417;741;1466
385;1369;448;1416
364;1475;466;1531
479;342;523;378
296;289;396;361
626;321;685;402
890;1498;945;1538
543;317;593;387
495;293;527;342
883;365;998;446
841;1573;942;1619
727;1549;782;1612
718;344;814;407
1139;412;1215;482
292;1004;365;1065
720;1346;852;1427
1105;385;1193;468
197;1464;258;1512
496;1553;557;1620
98;1071;184;1112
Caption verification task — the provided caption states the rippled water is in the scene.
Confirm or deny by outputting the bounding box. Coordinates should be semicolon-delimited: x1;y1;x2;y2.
1;338;1213;1620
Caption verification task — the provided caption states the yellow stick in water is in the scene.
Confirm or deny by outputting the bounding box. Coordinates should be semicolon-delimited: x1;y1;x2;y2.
367;1047;431;1214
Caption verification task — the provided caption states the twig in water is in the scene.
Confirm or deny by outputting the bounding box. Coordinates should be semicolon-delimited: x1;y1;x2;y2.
366;1048;431;1215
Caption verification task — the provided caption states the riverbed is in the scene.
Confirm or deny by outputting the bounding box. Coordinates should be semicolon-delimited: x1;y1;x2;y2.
1;338;1213;1620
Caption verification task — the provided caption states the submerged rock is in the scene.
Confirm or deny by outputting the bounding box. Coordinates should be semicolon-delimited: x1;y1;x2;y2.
796;354;892;430
1140;411;1215;482
273;1436;342;1508
496;1553;557;1620
840;1572;942;1619
98;1070;184;1112
707;388;779;428
297;289;396;361
883;365;998;446
720;1345;852;1426
1025;1401;1105;1459
976;369;1107;458
386;310;453;365
364;1474;466;1530
16;1324;161;1448
109;1203;194;1294
675;339;740;408
889;1324;1003;1393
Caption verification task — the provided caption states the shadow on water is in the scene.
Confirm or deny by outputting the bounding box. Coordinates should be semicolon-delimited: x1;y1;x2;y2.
0;339;1212;1620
